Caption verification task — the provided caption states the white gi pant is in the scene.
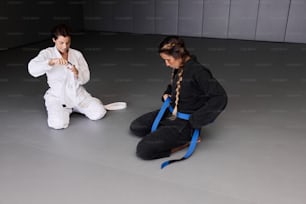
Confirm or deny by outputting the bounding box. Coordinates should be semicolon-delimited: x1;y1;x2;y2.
45;91;106;129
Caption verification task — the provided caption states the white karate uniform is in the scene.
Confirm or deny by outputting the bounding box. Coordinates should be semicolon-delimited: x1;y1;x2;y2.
28;46;106;129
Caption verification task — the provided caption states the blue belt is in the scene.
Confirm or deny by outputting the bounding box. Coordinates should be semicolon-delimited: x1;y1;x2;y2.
151;97;201;169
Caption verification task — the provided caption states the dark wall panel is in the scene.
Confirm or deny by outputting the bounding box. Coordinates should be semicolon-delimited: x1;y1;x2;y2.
202;0;231;38
84;0;114;32
255;0;290;42
0;0;84;49
285;0;306;43
155;0;179;35
113;1;133;33
4;0;306;47
132;0;155;34
178;0;204;37
228;0;259;40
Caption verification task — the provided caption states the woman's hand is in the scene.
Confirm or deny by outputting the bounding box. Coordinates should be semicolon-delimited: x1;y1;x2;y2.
67;64;79;79
48;58;67;66
163;94;171;101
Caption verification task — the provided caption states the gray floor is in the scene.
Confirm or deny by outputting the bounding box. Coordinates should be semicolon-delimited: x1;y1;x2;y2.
1;32;306;204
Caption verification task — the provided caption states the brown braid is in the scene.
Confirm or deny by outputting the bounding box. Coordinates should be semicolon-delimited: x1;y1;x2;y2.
158;36;191;118
172;68;183;117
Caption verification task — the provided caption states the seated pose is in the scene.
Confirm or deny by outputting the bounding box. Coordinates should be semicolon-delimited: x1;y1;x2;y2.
130;36;227;168
28;24;106;129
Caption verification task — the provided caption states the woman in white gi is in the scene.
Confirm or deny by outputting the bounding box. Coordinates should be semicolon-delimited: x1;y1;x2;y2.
28;24;106;129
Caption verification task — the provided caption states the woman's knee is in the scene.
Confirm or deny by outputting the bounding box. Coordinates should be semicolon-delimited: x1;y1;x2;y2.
47;117;69;129
87;106;107;120
136;139;170;160
130;120;149;137
46;108;70;129
136;141;155;160
83;98;107;120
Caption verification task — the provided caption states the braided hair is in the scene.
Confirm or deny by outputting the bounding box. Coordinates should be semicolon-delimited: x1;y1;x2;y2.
158;36;190;117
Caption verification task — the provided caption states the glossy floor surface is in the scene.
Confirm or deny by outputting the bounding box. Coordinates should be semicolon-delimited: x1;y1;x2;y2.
1;32;306;204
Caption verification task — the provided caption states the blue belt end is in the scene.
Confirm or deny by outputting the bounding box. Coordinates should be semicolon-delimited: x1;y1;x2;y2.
160;161;170;169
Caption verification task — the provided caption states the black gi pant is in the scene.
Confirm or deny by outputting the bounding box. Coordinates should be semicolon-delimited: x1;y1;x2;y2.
130;109;194;160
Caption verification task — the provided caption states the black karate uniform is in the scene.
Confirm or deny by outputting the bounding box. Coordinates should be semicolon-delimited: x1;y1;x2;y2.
130;56;227;160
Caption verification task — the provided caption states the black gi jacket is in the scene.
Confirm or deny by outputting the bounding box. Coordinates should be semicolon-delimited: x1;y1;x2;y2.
163;56;227;129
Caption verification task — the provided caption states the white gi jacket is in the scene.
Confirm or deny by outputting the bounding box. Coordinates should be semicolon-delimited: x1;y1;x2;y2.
28;46;91;108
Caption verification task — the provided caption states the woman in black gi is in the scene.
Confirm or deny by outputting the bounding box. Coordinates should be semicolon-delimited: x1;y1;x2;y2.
130;36;227;161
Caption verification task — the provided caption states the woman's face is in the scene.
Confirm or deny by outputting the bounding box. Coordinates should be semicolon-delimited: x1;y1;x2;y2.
160;53;182;69
53;35;71;54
